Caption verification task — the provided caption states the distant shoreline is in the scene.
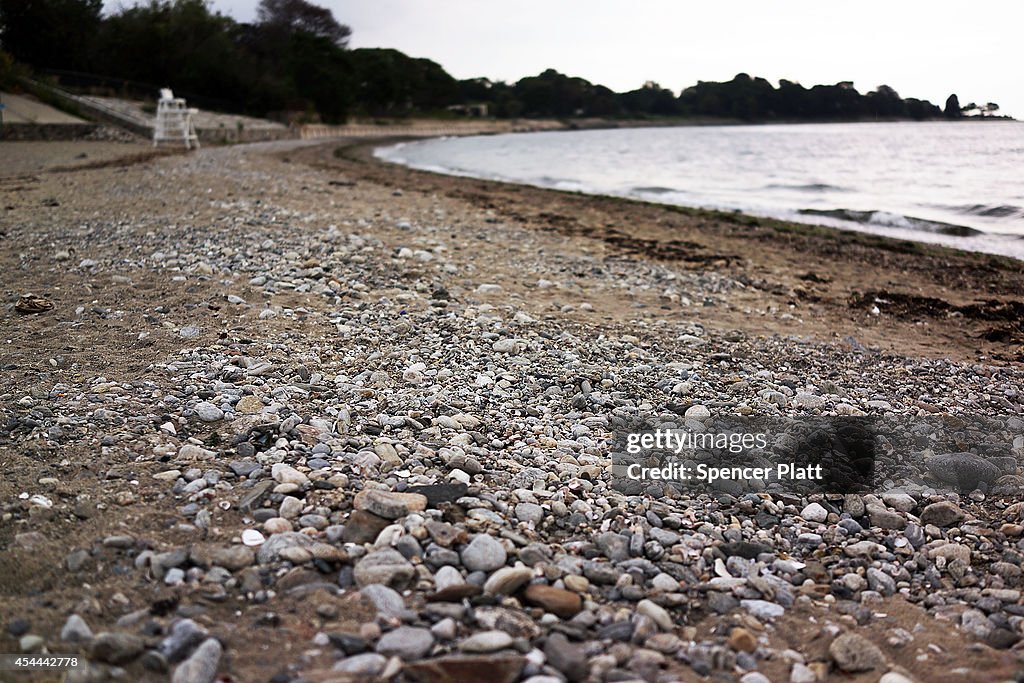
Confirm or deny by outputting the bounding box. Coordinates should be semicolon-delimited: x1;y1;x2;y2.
534;115;1018;130
342;114;1017;133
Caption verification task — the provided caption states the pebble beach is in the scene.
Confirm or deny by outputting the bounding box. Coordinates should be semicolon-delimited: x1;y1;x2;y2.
2;137;1024;683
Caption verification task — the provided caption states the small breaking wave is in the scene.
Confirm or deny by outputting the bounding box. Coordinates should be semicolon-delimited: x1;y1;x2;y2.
536;175;586;190
799;209;982;237
765;182;849;193
951;203;1024;219
631;185;682;195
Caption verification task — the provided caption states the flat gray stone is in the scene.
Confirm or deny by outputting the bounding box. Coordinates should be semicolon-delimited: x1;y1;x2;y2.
376;626;434;660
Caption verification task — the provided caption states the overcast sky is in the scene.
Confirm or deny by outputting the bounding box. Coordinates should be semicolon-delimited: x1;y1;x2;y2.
103;0;1022;117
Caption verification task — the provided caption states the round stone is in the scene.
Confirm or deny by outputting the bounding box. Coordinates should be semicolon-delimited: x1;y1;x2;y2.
800;502;828;523
461;534;507;572
375;626;434;660
193;401;224;422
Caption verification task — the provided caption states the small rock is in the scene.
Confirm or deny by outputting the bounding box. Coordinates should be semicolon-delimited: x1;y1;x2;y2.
376;626;434;660
741;599;784;621
459;630;514;653
61;614;93;643
651;573;680;592
926;453;1000;490
360;584;406;618
930;543;971;565
563;575;589;593
241;529;266;546
433;565;465;591
637;599;673;631
333;653;387;675
89;632;144;665
866;504;906;530
431;618;457;641
7;618;31;637
986;628;1020;650
720;541;772;559
190;544;255;571
829;632;885;672
492;339;518;354
353;489;428;519
178;444;216;458
235;396;263;414
484;566;533;596
255;531;315;563
595;532;629;562
66;549;91;572
728;627;757;653
793;392;825;409
263;517;292;534
790;662;817;683
523;584;583;618
193;402;224;422
515;502;544;525
801;502;828;523
354;548;416;589
881;491;916;513
844;540;884;558
171;637;222;683
920;501;966;528
407;483;469;507
878;673;916;683
238;480;274;512
544;633;586;681
866;568;896;596
278;496;303;519
271;463;309;487
841;573;867;593
159;619;208;663
343;510;392;544
461;534;507;572
19;635;44;653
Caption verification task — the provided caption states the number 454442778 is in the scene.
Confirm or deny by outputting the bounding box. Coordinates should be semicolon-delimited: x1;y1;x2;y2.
1;655;81;670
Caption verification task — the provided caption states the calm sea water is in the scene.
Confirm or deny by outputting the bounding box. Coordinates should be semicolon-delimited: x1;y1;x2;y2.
376;121;1024;259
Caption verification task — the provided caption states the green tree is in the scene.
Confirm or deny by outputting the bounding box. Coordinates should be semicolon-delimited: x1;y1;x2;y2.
944;93;961;119
512;69;618;118
865;85;906;118
619;81;677;116
94;0;247;108
256;0;350;47
0;0;102;70
348;48;458;115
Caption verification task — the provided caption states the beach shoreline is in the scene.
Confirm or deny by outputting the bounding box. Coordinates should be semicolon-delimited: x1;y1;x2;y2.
321;136;1024;366
2;138;1023;682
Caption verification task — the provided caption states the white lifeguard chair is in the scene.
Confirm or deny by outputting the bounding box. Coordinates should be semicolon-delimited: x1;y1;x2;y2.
153;88;200;149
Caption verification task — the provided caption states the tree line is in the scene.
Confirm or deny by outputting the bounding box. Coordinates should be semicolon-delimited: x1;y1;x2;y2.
0;0;1000;123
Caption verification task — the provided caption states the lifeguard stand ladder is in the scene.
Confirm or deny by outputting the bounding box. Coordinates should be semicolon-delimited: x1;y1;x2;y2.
153;88;200;149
